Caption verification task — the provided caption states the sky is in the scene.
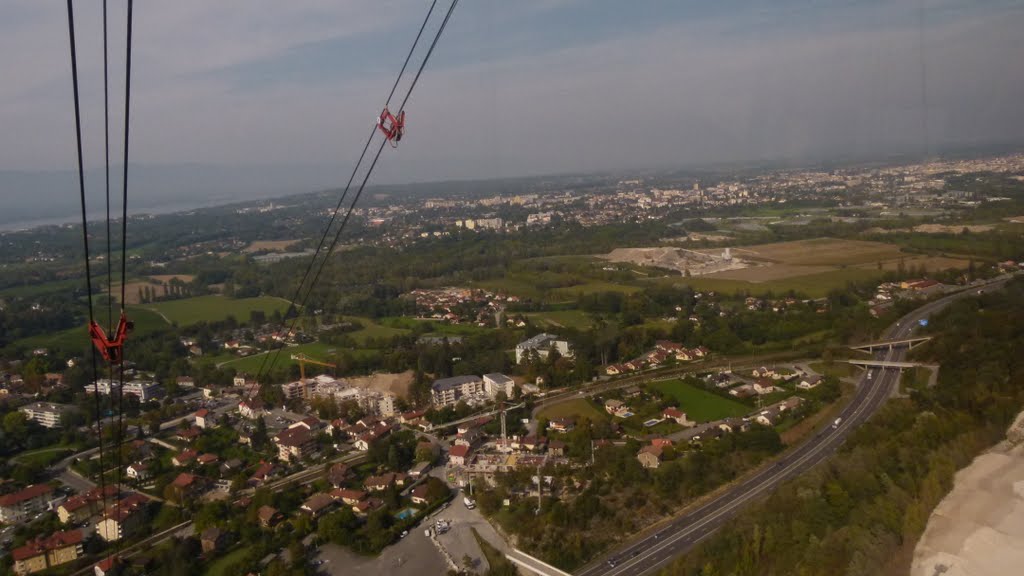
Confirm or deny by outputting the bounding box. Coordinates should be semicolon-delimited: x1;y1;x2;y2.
1;0;1023;208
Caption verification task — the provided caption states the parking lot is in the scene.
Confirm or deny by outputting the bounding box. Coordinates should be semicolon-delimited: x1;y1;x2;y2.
314;529;447;576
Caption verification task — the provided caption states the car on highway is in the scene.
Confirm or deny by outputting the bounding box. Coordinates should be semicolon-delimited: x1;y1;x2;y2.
833;417;843;429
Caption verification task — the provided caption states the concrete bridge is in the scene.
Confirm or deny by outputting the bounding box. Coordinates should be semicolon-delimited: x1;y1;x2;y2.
846;359;930;369
848;336;932;353
507;548;573;576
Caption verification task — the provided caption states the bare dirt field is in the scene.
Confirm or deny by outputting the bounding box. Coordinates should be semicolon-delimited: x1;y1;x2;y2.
110;275;196;304
601;246;745;276
242;240;300;253
346;370;415;399
911;440;1024;576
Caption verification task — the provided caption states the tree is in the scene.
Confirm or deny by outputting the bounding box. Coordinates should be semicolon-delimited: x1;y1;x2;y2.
3;411;29;445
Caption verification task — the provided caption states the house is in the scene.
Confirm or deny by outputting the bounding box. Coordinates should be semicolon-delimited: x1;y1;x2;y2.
651;438;673;448
400;409;428;424
94;556;119;576
604;364;622;376
329;485;366;504
194;408;212;429
797;375;823;390
604;399;626;414
729;384;756;398
196;453;219;466
637;445;663;469
172;449;198;467
409;461;432;479
548;418;575;433
522;435;547;452
662;407;693;427
515;333;573;363
410;485;431;506
200;527;226;554
220;458;244;475
351;497;384;517
548;439;566;457
168;473;205;500
364;473;406;492
257;505;283;528
752;379;776;395
448;444;471;466
238;398;267;419
176;376;195;388
330;489;367;506
97;494;149;542
274;425;315;462
173;426;202;443
328;462;353;488
126;462;150;481
249;461;278;487
300;493;336;518
57;486;117;524
0;484;55;524
12;530;84;575
353;422;391;452
454;427;482;447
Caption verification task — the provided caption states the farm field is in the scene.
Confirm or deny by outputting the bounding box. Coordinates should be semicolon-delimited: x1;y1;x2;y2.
536;398;607;422
649;379;750;422
858;254;970;272
339;316;410;343
729;238;905;266
553;281;641;298
111;275;196;304
663;266;882;298
141;295;290;326
526;310;595;330
809;361;858;380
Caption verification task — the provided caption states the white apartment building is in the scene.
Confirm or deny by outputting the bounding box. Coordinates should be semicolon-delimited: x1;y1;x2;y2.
431;375;484;407
19;402;73;429
515;333;573;364
482;373;515;399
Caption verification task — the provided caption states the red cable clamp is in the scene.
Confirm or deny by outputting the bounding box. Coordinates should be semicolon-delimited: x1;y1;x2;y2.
89;312;133;364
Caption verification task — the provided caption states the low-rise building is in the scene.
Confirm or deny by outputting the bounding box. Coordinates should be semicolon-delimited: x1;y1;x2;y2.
482;373;515;398
515;333;573;363
257;505;283;528
637;445;663;469
274;425;315;462
97;494;149;542
300;493;336;518
430;375;484;407
19;402;74;429
0;484;55;524
11;530;84;575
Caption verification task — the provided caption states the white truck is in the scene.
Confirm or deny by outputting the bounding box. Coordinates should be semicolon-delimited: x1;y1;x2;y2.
464;496;475;509
832;417;843;429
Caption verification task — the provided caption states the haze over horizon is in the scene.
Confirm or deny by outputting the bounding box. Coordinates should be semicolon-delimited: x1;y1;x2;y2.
1;0;1023;224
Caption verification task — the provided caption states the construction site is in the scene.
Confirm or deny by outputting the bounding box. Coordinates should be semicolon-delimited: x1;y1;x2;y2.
600;246;750;276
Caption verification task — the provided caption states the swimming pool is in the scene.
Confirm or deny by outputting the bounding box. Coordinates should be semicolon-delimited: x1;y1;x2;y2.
394;507;417;520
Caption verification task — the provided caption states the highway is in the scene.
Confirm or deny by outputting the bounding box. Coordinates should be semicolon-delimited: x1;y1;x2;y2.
575;277;1011;576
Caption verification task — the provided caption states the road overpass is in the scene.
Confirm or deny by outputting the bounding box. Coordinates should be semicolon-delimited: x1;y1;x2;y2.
848;336;932;352
846;359;931;369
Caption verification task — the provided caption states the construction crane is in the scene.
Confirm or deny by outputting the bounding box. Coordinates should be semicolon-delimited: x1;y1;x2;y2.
289;353;336;399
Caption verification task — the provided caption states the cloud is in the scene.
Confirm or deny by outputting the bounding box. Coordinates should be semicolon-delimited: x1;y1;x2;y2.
0;0;1022;187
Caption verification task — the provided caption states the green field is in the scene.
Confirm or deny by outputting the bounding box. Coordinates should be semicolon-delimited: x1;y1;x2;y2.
537;398;607;422
142;295;290;326
649;379;749;422
203;546;252;576
14;307;168;352
527;309;596;330
217;341;379;373
339;316;410;343
553;282;642;298
809;361;857;380
661;267;882;299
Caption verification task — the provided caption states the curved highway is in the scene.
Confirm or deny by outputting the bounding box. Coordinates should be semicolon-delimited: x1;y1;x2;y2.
576;278;1011;576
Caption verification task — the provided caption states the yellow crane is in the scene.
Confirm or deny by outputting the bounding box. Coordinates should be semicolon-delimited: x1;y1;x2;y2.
289;353;336;399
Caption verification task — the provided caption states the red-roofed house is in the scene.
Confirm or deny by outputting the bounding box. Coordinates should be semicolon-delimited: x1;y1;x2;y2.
196;453;219;466
194;408;212;429
662;407;693;427
94;556;119;576
637;445;664;469
172;449;198;467
330;488;367;506
410;485;431;506
248;461;278;487
448;444;471;466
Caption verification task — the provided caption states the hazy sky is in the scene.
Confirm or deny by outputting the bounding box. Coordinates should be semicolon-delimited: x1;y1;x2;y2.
2;0;1023;185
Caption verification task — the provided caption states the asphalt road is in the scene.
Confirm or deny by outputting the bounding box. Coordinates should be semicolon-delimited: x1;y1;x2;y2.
576;277;1011;576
